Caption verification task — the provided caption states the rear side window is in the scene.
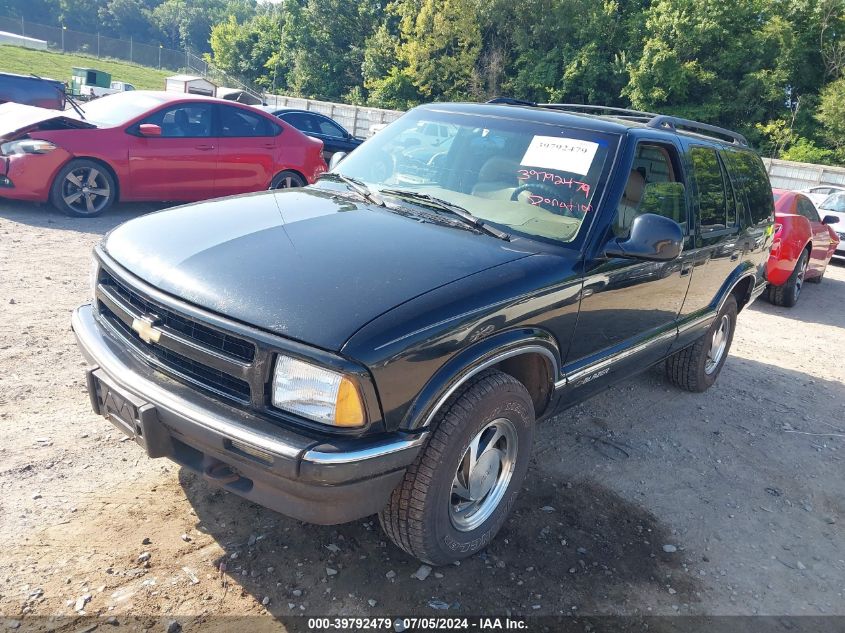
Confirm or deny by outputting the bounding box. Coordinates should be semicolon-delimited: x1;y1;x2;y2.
690;147;731;231
219;105;279;137
721;149;775;227
796;196;821;222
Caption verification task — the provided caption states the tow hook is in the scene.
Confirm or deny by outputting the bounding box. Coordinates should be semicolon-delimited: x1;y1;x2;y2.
204;461;241;484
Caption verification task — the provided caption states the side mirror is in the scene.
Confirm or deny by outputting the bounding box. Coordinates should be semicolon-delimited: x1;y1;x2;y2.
328;152;347;170
822;214;840;225
138;124;162;137
605;213;684;261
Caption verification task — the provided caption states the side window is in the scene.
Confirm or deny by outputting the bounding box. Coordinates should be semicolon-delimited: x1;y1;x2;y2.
282;112;313;133
797;197;821;222
690;147;730;231
316;117;345;138
142;103;212;138
722;149;775;227
219;106;278;137
613;143;688;238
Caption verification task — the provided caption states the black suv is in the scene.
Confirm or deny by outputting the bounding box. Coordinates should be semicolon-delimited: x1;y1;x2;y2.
73;102;773;565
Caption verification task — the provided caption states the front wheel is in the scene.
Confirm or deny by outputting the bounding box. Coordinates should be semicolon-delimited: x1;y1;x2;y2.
379;370;535;565
50;159;116;217
665;295;737;392
269;170;306;190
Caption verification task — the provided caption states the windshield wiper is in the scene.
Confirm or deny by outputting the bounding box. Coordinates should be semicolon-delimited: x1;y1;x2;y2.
319;172;384;207
380;189;511;241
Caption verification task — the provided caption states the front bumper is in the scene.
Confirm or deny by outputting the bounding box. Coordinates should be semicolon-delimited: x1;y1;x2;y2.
72;304;425;524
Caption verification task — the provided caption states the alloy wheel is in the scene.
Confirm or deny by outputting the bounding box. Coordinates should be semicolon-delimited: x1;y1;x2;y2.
704;314;731;375
62;167;111;216
793;257;808;302
450;418;518;532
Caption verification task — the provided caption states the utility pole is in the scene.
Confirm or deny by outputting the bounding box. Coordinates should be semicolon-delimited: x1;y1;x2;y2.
130;37;133;63
61;25;66;52
97;32;100;59
159;45;162;70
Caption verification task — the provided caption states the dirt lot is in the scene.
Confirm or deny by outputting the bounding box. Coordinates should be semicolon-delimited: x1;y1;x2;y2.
1;200;844;630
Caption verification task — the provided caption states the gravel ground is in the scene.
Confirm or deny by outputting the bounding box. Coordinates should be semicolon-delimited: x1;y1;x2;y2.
1;200;843;629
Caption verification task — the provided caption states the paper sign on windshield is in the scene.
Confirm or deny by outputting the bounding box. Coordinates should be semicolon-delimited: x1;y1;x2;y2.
520;137;599;176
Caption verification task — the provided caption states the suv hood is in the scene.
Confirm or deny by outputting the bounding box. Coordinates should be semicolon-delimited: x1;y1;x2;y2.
103;188;534;351
0;103;94;141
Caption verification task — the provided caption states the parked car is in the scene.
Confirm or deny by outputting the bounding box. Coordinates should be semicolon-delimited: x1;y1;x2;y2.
0;71;65;110
817;191;845;260
800;184;845;207
110;81;136;93
0;91;326;217
766;189;840;306
263;107;363;160
72;102;773;564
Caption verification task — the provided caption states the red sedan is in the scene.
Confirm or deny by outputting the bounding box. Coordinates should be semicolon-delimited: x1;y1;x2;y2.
0;92;327;217
767;189;840;306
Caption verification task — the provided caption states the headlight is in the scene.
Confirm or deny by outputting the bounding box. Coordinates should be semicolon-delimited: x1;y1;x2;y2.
0;139;58;155
89;258;99;299
271;355;366;427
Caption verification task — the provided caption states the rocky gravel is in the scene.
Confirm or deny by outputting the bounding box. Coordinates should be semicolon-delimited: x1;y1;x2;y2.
1;200;843;626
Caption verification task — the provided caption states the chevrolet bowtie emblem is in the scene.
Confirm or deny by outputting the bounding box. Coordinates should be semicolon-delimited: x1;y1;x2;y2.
131;316;162;344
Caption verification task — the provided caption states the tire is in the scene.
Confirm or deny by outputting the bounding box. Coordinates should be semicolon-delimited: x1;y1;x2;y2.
666;295;737;393
379;370;535;565
768;250;809;307
50;159;116;218
269;170;306;190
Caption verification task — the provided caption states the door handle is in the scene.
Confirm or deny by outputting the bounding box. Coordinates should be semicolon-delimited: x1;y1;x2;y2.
195;144;215;151
680;263;692;277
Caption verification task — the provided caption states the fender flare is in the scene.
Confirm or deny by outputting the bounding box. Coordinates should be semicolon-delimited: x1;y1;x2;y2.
716;264;757;312
401;327;561;431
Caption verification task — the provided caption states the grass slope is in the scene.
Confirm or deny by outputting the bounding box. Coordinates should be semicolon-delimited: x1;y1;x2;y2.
0;45;170;90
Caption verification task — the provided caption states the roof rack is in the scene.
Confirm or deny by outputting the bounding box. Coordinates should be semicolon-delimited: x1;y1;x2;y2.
647;115;748;147
485;98;748;146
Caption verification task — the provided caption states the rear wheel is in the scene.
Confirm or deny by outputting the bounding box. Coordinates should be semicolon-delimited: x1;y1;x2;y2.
768;250;809;307
50;159;116;218
666;295;737;392
379;370;534;565
269;170;306;190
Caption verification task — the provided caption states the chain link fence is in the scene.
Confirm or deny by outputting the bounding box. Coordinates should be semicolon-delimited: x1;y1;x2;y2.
0;15;402;135
0;14;264;100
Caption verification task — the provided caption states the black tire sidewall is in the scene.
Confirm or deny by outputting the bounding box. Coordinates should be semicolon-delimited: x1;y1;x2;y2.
425;380;534;563
51;159;116;218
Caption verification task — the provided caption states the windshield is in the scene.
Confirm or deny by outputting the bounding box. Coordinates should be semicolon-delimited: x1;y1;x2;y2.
820;192;845;212
334;108;617;244
74;92;171;127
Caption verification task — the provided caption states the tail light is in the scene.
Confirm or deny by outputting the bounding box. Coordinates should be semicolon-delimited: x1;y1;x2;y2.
770;223;783;256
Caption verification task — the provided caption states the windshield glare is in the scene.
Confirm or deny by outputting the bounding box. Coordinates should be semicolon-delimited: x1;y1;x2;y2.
334;110;615;244
75;92;171;127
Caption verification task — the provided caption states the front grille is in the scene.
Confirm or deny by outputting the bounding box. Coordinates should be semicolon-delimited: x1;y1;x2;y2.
100;270;255;363
96;268;254;404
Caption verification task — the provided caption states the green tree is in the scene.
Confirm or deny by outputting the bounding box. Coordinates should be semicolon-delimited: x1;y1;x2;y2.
818;76;845;149
625;0;793;130
392;0;483;101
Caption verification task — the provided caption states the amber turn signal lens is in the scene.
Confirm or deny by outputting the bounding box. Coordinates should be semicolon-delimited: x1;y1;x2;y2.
335;377;366;427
